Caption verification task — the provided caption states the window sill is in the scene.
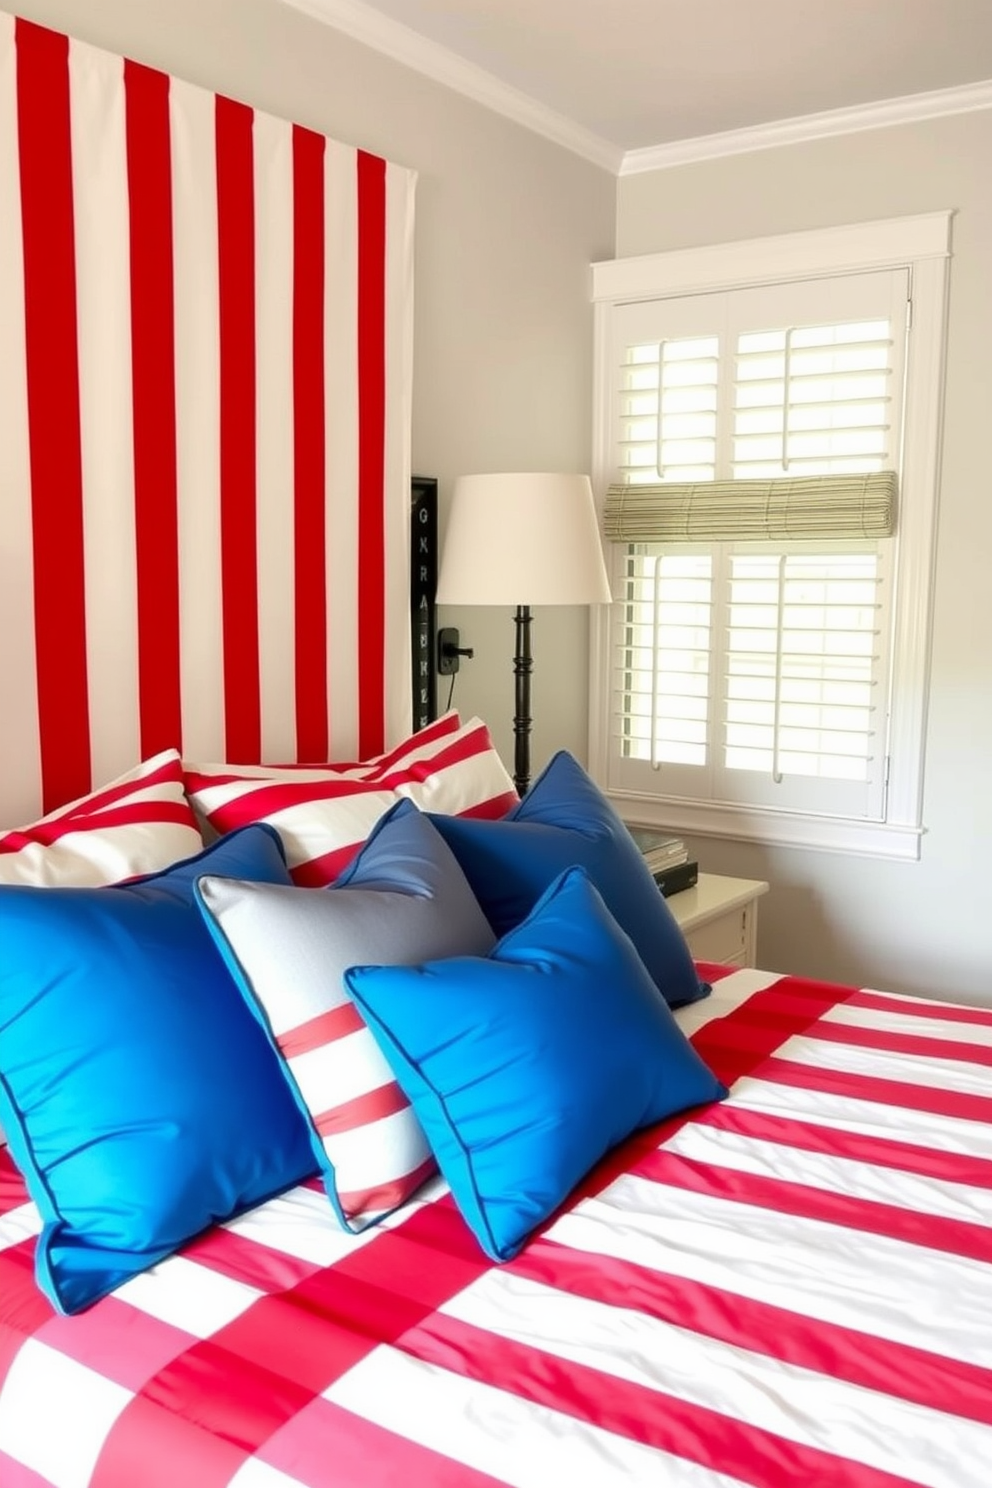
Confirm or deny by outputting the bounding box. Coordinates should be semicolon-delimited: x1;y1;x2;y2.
607;790;924;861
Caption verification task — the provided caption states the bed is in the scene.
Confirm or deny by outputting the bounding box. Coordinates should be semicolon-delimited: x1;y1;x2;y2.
2;730;991;1488
2;947;991;1488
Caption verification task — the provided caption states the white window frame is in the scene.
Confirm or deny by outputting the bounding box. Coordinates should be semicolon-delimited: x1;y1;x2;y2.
589;212;952;860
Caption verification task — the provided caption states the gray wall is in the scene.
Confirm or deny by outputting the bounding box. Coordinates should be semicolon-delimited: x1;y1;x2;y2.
4;0;616;774
618;113;992;1001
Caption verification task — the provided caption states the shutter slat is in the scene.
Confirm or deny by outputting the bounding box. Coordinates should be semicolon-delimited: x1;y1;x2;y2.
736;367;891;386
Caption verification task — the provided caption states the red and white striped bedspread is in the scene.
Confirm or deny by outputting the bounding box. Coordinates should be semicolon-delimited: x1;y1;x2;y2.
2;966;990;1488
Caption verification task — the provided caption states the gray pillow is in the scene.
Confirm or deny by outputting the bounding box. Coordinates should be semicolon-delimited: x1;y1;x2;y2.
195;801;495;1231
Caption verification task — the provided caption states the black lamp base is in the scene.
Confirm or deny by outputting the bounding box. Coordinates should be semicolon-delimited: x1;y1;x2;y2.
512;604;532;795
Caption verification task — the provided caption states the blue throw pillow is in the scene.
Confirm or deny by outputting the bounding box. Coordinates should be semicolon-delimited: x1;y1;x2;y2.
430;750;707;1007
345;866;727;1263
0;824;316;1314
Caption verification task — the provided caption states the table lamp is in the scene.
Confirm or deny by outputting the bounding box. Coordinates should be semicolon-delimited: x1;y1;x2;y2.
435;472;612;793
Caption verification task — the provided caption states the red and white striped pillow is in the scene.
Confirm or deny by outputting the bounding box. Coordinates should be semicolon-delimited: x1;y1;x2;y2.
183;714;517;886
0;748;204;889
195;802;497;1231
0;747;204;1149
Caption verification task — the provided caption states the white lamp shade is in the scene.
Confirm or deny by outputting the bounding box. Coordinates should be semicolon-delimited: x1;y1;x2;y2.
435;472;612;606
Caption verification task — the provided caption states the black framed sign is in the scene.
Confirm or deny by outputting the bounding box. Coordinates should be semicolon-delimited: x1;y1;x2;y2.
410;475;438;729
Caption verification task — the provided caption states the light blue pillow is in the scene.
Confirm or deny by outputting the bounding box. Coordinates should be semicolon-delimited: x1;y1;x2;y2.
430;750;708;1008
345;866;727;1263
0;824;316;1315
195;800;496;1233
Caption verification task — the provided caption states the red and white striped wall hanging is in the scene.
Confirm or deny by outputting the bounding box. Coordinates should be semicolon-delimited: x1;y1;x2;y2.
0;15;416;827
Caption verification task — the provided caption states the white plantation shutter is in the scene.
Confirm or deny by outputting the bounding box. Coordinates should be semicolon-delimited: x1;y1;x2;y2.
734;315;896;477
614;540;892;819
612;271;906;490
724;551;882;784
616;549;712;769
621;336;719;482
604;267;909;822
591;215;950;856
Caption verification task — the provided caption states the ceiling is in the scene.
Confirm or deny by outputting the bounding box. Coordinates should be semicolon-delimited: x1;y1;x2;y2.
283;0;992;171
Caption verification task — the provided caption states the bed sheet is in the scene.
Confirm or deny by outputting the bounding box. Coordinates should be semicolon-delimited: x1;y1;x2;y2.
1;965;991;1488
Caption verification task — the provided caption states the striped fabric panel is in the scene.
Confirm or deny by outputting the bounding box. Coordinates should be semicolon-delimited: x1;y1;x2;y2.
184;714;518;885
3;971;992;1487
0;748;202;888
0;15;415;830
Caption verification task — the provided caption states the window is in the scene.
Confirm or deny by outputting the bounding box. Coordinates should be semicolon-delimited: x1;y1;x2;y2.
589;214;951;858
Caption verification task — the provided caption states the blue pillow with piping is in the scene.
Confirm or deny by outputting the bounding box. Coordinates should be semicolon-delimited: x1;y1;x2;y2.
430;749;708;1007
345;865;727;1263
0;824;316;1315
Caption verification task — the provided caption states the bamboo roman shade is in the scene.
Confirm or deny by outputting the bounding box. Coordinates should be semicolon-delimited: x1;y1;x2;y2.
602;470;897;543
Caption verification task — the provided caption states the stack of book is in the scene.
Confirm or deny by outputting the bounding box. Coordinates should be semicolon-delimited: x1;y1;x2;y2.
625;825;699;898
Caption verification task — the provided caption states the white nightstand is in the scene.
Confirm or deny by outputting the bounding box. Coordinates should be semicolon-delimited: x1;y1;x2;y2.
665;874;769;969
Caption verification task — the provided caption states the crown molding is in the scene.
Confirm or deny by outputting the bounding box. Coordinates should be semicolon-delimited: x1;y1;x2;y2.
277;3;992;181
620;78;992;175
278;0;622;172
